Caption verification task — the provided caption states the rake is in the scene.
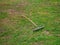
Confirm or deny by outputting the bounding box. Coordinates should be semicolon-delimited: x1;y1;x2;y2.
21;15;44;31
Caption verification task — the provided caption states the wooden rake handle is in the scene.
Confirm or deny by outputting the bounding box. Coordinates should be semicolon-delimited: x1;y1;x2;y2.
22;15;37;27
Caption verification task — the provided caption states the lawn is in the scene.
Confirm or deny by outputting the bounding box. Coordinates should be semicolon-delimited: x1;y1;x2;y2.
0;0;60;45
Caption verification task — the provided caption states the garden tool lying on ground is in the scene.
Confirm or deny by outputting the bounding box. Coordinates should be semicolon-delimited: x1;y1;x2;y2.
22;15;44;31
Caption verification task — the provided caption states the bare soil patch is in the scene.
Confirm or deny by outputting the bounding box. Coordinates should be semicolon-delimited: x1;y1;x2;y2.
41;30;53;36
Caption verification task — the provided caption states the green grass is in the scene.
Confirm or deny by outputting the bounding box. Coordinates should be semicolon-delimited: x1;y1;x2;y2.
0;12;8;19
0;0;60;45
